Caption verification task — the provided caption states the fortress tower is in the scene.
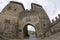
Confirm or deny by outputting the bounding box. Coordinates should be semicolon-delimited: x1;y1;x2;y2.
0;1;60;39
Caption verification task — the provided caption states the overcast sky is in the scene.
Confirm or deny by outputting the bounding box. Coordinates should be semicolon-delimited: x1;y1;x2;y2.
0;0;60;31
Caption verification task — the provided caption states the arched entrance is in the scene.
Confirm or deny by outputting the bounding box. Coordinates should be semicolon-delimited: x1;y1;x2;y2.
23;24;36;38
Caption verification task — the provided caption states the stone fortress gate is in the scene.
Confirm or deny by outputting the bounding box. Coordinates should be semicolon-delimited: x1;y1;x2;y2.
0;1;52;39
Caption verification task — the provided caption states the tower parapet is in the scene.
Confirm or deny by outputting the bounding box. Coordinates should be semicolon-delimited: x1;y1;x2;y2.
51;14;60;25
49;14;60;34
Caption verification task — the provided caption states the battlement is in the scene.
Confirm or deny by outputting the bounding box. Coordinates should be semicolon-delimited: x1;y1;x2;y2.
50;14;60;27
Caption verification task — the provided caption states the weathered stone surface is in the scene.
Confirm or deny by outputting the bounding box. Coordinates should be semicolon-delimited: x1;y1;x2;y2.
0;1;60;40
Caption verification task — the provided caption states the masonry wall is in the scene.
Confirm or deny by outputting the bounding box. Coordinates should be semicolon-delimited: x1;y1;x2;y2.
0;1;25;39
0;1;53;39
31;3;51;35
50;17;60;33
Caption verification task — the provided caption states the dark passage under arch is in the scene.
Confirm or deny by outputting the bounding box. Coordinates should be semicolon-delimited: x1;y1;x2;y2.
23;24;36;38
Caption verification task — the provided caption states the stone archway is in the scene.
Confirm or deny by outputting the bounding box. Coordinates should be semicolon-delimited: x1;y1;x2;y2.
0;1;51;39
23;24;36;38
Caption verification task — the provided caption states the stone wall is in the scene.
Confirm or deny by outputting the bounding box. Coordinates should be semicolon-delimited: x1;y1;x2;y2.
0;1;59;39
50;14;60;34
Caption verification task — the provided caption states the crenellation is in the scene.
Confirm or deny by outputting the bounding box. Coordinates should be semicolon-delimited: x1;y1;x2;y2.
51;14;60;25
49;14;60;35
52;19;55;23
58;14;60;18
55;17;58;21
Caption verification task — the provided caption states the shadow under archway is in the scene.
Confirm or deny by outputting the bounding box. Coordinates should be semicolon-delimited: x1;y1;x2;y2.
23;24;36;39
